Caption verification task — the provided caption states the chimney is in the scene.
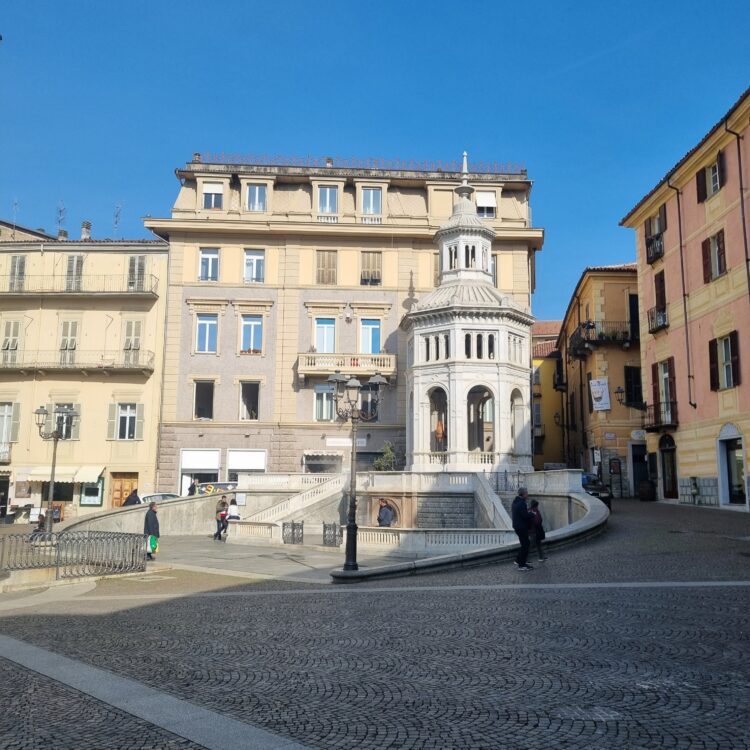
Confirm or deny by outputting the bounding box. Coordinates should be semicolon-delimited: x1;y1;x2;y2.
325;157;334;168
57;229;68;240
81;221;92;240
193;152;202;163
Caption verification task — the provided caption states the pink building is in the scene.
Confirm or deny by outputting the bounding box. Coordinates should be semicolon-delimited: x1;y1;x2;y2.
621;86;750;509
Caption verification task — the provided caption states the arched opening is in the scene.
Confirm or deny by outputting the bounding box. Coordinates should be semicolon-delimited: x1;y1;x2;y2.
488;334;495;359
476;334;483;360
444;334;450;359
465;333;472;359
428;387;448;453
434;335;440;361
659;434;678;499
425;337;430;362
510;388;524;455
464;244;470;268
467;386;494;453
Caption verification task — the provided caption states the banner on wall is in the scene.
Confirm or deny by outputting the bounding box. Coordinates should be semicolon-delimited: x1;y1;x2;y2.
589;378;611;411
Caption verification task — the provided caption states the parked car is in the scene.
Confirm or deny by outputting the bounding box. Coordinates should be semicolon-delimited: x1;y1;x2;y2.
581;473;612;509
140;492;180;504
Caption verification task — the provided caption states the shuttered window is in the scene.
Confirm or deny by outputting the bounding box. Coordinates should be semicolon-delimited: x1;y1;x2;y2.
360;252;382;286
1;320;20;364
128;255;146;291
108;403;143;440
316;250;337;285
59;321;79;364
710;331;741;390
0;402;21;443
624;366;643;407
701;230;727;283
654;271;666;309
696;151;726;203
66;256;84;292
9;256;26;291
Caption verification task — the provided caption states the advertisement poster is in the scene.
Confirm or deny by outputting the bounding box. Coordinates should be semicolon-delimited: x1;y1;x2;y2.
589;378;611;411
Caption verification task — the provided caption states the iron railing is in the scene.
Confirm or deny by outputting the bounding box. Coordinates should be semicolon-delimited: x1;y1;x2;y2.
322;523;343;547
0;442;10;463
488;470;524;493
569;320;635;356
3;274;158;295
0;530;147;579
282;521;304;545
0;350;155;371
644;401;678;431
646;233;664;264
647;306;669;333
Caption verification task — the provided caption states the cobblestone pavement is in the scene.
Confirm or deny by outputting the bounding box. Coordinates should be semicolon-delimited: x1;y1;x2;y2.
0;499;749;749
0;658;203;750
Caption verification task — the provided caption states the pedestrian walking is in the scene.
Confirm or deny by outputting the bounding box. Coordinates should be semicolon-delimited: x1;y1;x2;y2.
529;499;547;562
227;498;241;521
144;502;160;561
123;488;141;506
377;498;395;527
511;487;535;571
213;495;229;541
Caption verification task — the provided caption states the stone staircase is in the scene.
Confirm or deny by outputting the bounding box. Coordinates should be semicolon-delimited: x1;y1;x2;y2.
416;494;475;528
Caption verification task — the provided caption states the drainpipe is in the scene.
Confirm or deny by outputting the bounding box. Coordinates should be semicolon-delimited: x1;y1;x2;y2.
725;120;750;303
667;179;697;409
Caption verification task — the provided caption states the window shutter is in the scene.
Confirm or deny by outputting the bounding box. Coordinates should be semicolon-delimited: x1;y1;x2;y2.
702;239;712;283
717;150;726;188
667;358;676;412
696;169;707;203
730;330;741;386
71;403;81;440
654;272;666;308
651;363;660;411
10;403;20;442
716;230;726;274
708;338;719;391
107;404;117;440
644;218;652;241
134;403;144;440
659;203;667;233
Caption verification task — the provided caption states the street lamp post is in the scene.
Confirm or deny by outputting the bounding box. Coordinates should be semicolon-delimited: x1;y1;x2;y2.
328;370;387;571
34;405;78;533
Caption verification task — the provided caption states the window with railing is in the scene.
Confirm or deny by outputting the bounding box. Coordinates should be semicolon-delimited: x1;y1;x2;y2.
318;186;338;214
647;271;668;333
360;251;382;286
9;255;25;292
644;204;667;263
66;255;83;292
362;187;381;217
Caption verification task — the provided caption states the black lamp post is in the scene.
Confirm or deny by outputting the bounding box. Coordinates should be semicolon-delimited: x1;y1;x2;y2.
327;370;387;571
34;405;78;533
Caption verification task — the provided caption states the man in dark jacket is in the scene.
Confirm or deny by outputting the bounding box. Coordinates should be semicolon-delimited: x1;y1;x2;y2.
123;488;141;506
377;498;395;527
144;502;160;560
511;487;535;571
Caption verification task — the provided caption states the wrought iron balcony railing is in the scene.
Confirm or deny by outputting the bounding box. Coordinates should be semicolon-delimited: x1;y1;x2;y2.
553;372;567;391
647;305;669;333
297;352;396;384
3;274;158;296
646;233;664;264
0;442;10;463
0;350;155;372
644;401;678;431
568;320;636;357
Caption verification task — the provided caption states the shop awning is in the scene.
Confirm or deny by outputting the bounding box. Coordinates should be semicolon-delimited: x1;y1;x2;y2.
27;465;78;483
75;465;104;483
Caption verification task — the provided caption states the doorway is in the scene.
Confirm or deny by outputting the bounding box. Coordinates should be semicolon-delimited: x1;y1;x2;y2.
724;438;746;504
659;435;678;499
110;473;139;507
630;443;648;496
0;477;9;517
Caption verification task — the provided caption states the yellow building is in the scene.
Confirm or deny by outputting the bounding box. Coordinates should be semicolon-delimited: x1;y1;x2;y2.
0;228;168;519
556;265;647;496
531;321;564;470
145;154;544;490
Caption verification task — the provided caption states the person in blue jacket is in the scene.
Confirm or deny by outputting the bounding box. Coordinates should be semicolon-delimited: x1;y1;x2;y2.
511;487;535;571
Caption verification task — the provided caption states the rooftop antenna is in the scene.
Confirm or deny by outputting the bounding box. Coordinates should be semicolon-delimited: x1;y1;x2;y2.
11;199;18;239
56;201;66;233
113;203;122;238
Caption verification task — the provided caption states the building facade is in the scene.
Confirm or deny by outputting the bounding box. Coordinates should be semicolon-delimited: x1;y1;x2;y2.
556;265;647;496
0;231;168;518
531;321;564;471
621;86;750;509
146;154;543;491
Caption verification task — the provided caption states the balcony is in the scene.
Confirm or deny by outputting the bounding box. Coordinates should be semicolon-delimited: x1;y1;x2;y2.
568;320;636;357
297;352;396;384
360;216;382;225
533;424;545;438
2;274;159;297
646;233;664;264
644;401;678;431
0;350;155;374
647;306;669;334
0;442;10;464
316;215;339;224
553;372;567;391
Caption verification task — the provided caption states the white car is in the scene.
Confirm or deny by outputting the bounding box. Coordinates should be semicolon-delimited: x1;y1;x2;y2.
140;492;180;504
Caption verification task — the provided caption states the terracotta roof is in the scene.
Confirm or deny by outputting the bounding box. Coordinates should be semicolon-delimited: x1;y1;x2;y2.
532;320;562;336
621;85;750;225
533;340;558;358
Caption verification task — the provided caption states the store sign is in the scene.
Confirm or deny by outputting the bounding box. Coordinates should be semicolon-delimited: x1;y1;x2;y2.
604;432;616;440
589;378;611;411
631;430;646;441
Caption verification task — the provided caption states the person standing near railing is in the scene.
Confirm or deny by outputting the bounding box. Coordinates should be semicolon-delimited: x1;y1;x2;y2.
511;487;535;571
144;502;160;561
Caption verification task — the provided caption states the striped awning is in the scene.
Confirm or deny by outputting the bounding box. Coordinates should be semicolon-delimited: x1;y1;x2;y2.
27;466;78;483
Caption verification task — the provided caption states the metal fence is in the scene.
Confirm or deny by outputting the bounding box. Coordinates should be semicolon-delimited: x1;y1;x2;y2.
0;530;147;580
282;521;304;545
488;470;524;493
322;523;343;547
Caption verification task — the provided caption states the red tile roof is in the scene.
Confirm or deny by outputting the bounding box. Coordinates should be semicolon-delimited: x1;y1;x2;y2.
532;320;562;336
533;340;559;358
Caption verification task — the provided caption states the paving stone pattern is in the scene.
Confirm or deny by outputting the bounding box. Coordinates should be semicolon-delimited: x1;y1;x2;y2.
1;499;750;749
0;658;203;750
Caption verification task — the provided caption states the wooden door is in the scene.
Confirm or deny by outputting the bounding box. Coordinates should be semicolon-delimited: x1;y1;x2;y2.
111;472;138;507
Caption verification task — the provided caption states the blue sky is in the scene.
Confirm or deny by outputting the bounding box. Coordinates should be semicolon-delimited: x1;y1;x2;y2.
1;0;749;319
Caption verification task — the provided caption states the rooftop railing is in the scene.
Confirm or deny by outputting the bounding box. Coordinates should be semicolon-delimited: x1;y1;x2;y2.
0;350;155;372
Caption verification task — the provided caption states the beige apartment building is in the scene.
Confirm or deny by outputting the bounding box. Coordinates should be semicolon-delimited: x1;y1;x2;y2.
556;265;647;496
146;154;543;492
531;321;564;471
0;227;168;519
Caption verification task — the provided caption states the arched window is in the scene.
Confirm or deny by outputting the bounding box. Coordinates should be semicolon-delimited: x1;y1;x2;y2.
465;333;472;359
488;334;495;359
477;334;483;359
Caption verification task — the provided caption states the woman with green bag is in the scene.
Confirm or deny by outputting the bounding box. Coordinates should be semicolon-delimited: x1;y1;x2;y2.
144;502;160;561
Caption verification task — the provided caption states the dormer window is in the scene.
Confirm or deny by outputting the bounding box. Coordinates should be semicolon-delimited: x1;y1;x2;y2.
362;187;381;216
202;182;223;210
476;191;497;218
319;186;338;214
247;184;267;212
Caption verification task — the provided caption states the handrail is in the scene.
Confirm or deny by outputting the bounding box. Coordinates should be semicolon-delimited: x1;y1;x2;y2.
0;350;155;370
247;473;347;523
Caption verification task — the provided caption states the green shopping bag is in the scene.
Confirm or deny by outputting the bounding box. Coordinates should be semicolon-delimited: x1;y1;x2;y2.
148;535;159;555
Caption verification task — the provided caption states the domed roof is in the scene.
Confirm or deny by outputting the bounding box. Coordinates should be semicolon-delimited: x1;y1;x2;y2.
410;278;525;314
